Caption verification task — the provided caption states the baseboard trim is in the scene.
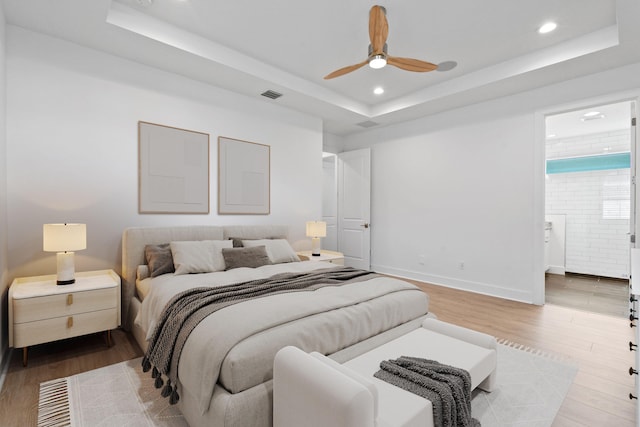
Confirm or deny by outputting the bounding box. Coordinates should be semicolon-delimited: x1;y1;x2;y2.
0;347;13;393
371;264;535;304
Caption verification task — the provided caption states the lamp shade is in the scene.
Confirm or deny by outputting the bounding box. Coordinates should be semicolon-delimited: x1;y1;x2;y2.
43;223;87;252
306;221;327;238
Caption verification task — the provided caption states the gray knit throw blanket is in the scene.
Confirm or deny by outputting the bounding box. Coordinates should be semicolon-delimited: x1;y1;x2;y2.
142;266;378;405
374;356;480;427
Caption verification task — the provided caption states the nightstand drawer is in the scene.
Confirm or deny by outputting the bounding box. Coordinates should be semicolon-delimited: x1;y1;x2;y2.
13;308;118;348
13;287;117;323
328;258;345;266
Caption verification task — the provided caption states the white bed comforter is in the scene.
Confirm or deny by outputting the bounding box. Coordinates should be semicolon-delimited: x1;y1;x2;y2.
136;262;429;414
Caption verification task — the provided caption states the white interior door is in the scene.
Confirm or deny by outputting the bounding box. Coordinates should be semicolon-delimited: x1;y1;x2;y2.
338;148;371;269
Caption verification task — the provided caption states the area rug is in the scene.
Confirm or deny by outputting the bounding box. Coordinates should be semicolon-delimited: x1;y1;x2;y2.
38;341;577;427
472;339;578;426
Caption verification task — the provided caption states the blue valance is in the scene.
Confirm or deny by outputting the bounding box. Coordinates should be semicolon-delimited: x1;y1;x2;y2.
546;152;630;174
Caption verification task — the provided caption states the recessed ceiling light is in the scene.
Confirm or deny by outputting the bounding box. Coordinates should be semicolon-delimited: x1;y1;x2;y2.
581;114;605;122
538;22;557;34
581;111;605;121
373;87;384;95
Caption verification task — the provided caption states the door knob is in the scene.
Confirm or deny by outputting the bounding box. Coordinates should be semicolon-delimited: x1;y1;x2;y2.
362;223;370;229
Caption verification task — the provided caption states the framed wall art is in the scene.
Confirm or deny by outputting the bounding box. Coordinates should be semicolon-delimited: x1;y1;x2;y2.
138;121;210;214
218;136;270;215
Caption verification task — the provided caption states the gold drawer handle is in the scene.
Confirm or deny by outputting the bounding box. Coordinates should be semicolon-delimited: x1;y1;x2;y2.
67;317;73;328
67;294;73;305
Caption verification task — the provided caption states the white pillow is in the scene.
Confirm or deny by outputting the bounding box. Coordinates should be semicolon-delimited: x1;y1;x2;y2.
242;239;300;264
170;240;233;275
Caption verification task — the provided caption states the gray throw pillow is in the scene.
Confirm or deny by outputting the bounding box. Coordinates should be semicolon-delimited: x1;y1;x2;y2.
222;246;273;270
144;243;175;277
228;237;245;248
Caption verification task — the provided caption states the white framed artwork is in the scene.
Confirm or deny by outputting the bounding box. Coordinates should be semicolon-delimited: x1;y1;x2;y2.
138;121;210;214
218;136;270;215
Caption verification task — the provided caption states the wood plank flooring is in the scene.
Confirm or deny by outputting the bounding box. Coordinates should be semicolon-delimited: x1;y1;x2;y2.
546;272;629;318
0;280;636;426
409;280;637;427
0;330;143;426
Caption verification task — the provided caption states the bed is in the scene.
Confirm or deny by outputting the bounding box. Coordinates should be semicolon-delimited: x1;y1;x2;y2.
121;225;430;427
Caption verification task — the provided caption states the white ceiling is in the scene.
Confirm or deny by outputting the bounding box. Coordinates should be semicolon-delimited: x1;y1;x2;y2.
3;0;640;135
546;101;632;139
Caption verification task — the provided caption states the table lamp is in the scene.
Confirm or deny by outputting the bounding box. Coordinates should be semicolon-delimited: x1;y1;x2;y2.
43;223;87;285
306;221;327;256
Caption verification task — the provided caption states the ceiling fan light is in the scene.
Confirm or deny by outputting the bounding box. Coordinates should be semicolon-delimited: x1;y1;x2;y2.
369;55;387;69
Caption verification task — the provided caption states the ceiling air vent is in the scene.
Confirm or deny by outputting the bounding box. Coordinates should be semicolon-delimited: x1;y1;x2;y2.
356;120;379;128
261;90;283;100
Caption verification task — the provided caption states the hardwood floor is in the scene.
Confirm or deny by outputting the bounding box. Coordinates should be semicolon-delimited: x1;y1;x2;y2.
0;281;636;426
410;280;637;427
546;272;629;318
0;330;143;426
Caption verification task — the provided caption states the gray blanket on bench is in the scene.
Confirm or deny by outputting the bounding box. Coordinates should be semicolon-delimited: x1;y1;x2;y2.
142;266;377;404
374;356;480;427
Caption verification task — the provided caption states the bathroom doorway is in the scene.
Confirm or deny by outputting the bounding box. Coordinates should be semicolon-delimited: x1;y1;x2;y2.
544;100;635;317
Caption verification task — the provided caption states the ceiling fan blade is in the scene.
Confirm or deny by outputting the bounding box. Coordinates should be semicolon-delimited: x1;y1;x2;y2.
324;60;369;80
387;56;438;72
369;5;388;55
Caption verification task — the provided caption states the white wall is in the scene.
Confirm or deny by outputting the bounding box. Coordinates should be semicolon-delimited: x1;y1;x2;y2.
343;62;640;303
348;114;537;302
5;26;323;280
322;132;345;154
546;129;631;278
0;1;9;373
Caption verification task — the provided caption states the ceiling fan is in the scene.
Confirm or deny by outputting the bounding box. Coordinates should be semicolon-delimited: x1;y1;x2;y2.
324;5;439;80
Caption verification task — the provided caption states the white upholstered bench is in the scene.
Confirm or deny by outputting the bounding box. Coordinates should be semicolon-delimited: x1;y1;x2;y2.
273;318;497;427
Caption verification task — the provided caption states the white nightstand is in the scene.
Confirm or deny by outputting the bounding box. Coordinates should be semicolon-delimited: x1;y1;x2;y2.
297;250;345;266
9;269;121;366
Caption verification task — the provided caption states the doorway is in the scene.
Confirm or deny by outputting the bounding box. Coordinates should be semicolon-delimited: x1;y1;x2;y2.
320;149;372;269
543;100;634;317
322;153;338;251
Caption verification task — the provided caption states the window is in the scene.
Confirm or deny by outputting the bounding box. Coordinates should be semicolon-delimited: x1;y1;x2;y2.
603;176;630;219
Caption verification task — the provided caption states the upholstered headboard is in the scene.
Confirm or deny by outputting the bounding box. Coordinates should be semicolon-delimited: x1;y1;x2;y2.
121;225;289;330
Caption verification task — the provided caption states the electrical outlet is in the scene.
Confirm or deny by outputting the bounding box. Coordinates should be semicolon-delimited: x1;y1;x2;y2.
458;261;465;270
418;255;426;265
